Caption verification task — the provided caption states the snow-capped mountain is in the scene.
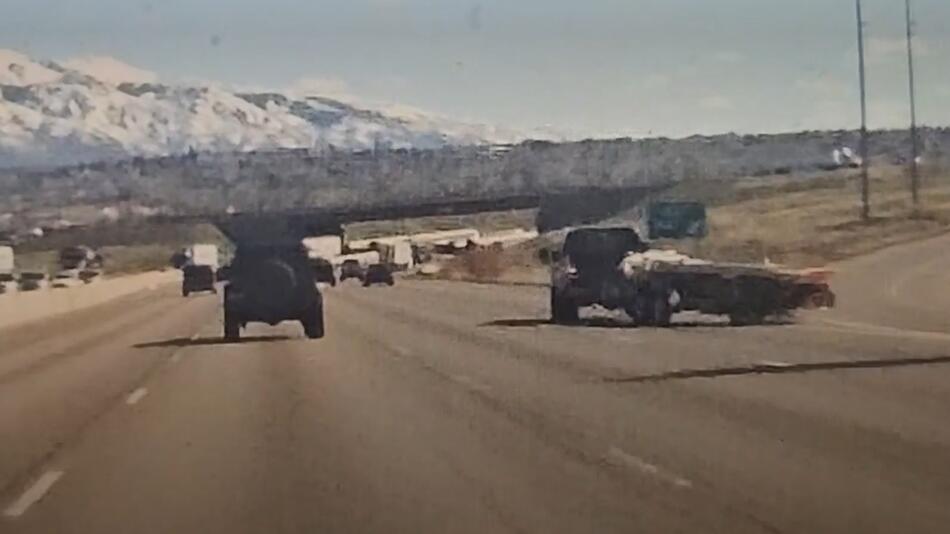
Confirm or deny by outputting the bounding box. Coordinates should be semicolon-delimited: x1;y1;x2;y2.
0;49;515;169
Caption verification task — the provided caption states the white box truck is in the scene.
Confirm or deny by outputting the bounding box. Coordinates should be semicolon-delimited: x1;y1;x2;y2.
0;246;14;294
189;244;220;268
391;240;414;270
302;236;343;260
0;246;13;275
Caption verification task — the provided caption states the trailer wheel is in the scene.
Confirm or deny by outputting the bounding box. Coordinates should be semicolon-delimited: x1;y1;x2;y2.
302;302;325;339
729;309;765;327
224;307;241;341
551;288;579;324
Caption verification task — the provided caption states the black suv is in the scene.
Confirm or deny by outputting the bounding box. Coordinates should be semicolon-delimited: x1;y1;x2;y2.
363;264;395;287
310;258;337;286
339;259;365;282
182;265;216;296
223;244;324;340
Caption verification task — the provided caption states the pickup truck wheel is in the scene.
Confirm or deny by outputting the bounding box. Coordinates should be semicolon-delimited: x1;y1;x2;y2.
729;310;765;326
653;294;673;327
631;297;655;327
224;309;241;341
550;288;579;324
302;302;325;339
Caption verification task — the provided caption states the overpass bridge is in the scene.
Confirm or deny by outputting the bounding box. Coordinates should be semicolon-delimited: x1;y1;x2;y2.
161;185;664;246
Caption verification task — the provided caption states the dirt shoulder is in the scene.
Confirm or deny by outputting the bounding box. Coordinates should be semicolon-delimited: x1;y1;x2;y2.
0;270;180;330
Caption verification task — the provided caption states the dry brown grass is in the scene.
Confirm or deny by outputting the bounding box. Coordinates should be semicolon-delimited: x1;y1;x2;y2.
676;167;950;267
12;221;230;275
99;245;178;275
436;248;508;282
430;245;549;285
436;166;950;284
14;244;178;275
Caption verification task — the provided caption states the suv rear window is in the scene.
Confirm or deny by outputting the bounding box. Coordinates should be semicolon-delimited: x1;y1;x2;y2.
564;228;646;259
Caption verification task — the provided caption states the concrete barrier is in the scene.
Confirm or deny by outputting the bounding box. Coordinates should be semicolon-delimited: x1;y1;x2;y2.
0;270;180;330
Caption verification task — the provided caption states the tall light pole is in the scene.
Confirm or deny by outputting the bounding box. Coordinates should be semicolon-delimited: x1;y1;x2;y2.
905;0;920;207
856;0;870;220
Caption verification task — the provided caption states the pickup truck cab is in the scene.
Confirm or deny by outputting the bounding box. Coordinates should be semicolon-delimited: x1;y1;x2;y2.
550;227;650;324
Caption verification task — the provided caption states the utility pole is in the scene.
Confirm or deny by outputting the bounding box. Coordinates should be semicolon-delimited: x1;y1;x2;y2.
856;0;870;221
905;0;920;207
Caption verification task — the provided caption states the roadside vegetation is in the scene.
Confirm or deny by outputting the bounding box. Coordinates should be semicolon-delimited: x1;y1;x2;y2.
13;166;949;281
439;165;950;284
14;221;228;275
684;165;950;267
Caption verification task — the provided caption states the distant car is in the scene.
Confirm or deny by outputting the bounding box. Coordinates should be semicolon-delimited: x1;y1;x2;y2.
339;259;365;282
182;264;217;296
51;270;84;289
18;272;47;292
311;258;337;286
0;273;14;295
363;264;395;287
58;246;103;271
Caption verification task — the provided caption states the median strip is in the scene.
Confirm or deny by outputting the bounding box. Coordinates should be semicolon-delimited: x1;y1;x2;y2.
3;470;64;518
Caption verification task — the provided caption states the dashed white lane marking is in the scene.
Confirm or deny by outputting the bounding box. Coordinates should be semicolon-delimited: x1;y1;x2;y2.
169;330;202;364
605;447;692;489
126;388;148;405
808;319;950;342
3;471;64;518
450;374;492;394
759;361;793;369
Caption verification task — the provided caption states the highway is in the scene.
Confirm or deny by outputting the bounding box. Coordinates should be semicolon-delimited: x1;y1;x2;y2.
2;235;950;533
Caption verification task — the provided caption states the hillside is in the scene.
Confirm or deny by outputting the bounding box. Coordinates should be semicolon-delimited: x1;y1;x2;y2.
2;127;948;225
0;49;511;169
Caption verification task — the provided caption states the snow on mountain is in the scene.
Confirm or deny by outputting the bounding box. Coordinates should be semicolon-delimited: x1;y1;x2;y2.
0;49;61;86
61;56;158;86
0;50;510;169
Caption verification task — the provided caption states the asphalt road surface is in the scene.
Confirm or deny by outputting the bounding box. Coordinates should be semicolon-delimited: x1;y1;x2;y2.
2;235;950;533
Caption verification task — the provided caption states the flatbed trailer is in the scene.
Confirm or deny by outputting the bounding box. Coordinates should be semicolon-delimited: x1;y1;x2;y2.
550;227;835;327
625;261;835;326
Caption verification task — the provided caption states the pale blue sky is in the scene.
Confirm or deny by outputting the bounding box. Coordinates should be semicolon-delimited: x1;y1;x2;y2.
2;0;948;138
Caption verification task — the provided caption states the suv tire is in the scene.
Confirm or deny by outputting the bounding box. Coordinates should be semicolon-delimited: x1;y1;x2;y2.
551;288;579;324
302;302;325;339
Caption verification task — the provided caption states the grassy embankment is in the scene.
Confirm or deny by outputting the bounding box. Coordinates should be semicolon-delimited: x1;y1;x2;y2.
15;166;949;281
14;221;228;275
441;166;950;283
